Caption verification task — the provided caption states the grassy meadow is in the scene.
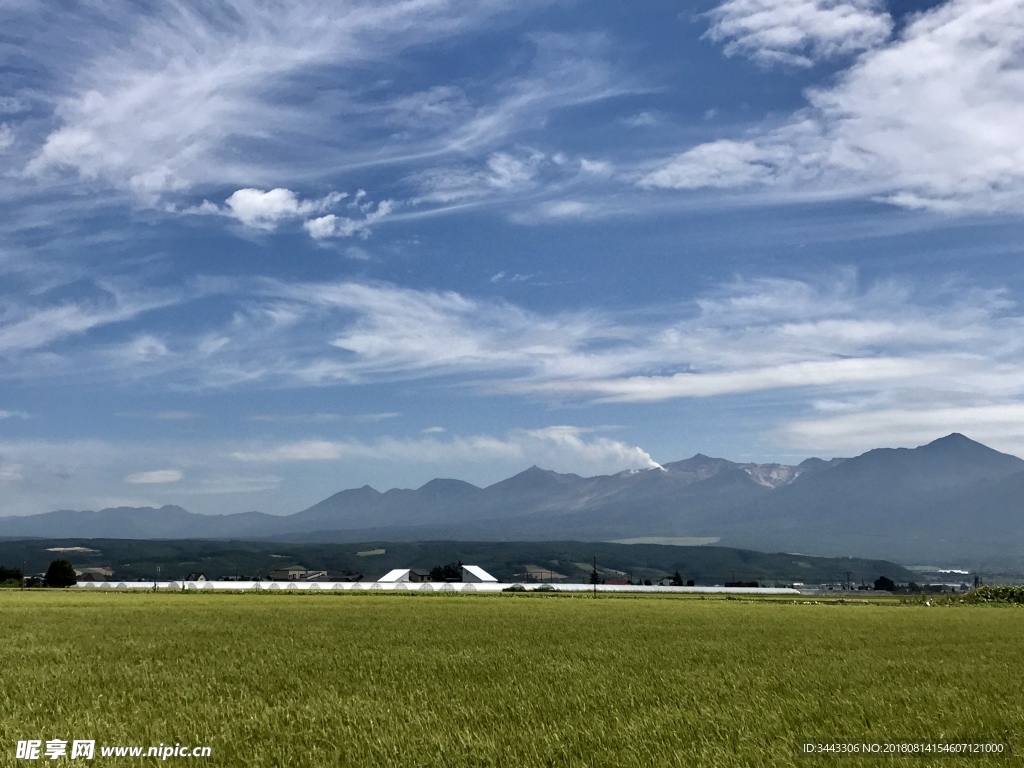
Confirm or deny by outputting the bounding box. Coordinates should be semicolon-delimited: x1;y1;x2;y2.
1;591;1021;767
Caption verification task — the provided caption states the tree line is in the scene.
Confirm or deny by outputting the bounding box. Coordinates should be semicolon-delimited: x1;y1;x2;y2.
0;559;77;588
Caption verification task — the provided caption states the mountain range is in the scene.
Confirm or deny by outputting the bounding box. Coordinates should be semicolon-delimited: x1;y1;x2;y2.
2;433;1023;565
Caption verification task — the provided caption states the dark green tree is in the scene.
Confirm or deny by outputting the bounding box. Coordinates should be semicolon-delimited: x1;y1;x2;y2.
670;570;684;586
589;567;600;585
0;565;23;584
429;561;463;581
873;576;895;592
44;559;77;588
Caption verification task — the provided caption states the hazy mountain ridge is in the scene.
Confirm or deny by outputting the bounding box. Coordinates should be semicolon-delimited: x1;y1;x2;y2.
3;434;1023;564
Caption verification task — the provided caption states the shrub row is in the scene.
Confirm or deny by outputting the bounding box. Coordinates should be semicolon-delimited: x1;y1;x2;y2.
962;585;1024;604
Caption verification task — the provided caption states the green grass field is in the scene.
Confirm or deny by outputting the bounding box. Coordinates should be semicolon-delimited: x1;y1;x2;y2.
2;591;1021;767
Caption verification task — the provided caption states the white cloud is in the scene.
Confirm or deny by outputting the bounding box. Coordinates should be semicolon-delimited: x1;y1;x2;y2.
230;425;660;475
353;412;401;423
639;140;797;190
11;273;1024;431
440;32;638;154
153;411;199;421
117;334;171;363
185;187;394;238
232;441;344;462
539;200;592;219
0;438;282;514
223;188;345;231
0;124;13;153
812;0;1024;211
621;111;660;127
579;158;613;176
0;283;180;357
176;473;282;495
0;463;24;484
304;199;395;239
123;469;183;484
414;151;545;203
0;410;28;420
487;153;538;190
490;271;534;284
659;0;1024;212
303;215;340;239
0;97;25;115
538;357;950;403
705;0;893;67
12;1;639;244
779;404;1024;457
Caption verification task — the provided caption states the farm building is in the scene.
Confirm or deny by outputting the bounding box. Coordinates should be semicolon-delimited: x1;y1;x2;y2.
461;565;497;583
75;567;114;580
379;565;497;583
378;568;432;583
268;567;326;581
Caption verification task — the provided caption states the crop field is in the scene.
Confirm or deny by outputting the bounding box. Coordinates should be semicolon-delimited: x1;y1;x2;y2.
1;592;1021;767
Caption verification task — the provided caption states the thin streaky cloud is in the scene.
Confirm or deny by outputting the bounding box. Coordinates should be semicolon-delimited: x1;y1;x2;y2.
229;426;660;474
123;469;183;484
17;1;539;196
5;273;1024;418
779;404;1024;458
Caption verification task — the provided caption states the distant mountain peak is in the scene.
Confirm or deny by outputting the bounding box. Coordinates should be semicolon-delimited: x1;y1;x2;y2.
922;433;982;450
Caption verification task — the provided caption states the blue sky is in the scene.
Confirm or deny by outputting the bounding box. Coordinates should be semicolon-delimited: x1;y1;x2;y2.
3;0;1024;515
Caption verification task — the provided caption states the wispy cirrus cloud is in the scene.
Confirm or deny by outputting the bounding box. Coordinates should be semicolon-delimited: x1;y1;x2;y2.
0;2;654;253
18;1;537;198
413;151;546;204
0;281;182;358
8;3;634;238
6;272;1024;427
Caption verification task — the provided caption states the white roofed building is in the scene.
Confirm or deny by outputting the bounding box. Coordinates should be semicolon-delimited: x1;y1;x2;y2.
461;565;497;583
379;565;497;583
